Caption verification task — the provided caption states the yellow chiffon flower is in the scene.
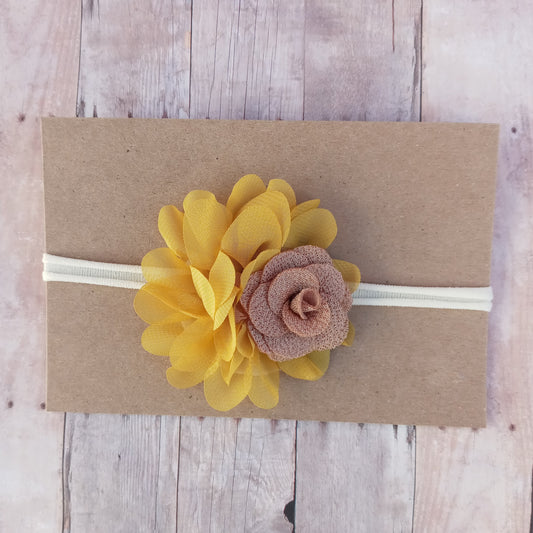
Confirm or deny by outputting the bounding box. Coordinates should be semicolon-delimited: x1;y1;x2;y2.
134;174;360;411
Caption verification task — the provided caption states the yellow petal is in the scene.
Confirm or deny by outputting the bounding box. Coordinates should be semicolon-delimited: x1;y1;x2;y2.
141;322;184;356
251;349;279;376
342;321;355;346
333;259;361;293
213;287;239;330
204;360;252;411
167;366;205;389
221;205;282;267
226;174;266;214
219;346;246;385
209;251;235;306
134;283;203;324
279;350;330;381
284;208;337;250
141;248;194;291
248;372;279;409
239;248;278;290
183;190;232;270
291;199;320;219
267;179;296;209
247;350;279;408
169;317;217;372
235;191;291;245
236;324;254;358
158;205;187;258
190;267;216;319
214;308;237;361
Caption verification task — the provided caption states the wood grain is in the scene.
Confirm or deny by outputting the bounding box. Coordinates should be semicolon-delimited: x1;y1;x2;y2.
297;423;416;532
178;418;295;532
62;2;190;531
190;0;304;121
63;415;179;533
176;2;305;530
78;0;191;119
294;2;421;531
414;3;533;531
303;0;421;122
3;0;533;530
0;2;80;532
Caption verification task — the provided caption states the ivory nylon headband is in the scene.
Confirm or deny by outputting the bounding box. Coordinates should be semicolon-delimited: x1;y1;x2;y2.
42;254;493;312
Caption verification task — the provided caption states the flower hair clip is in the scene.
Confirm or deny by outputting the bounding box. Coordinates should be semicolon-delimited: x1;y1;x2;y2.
43;174;493;411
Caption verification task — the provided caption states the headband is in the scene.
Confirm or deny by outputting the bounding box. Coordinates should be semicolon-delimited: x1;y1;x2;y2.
43;174;492;411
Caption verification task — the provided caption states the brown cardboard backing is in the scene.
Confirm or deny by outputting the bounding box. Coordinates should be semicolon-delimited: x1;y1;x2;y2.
42;118;499;426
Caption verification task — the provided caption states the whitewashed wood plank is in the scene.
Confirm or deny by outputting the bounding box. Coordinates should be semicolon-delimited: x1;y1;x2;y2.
78;0;191;119
63;2;191;531
297;423;416;532
176;2;305;531
178;418;296;533
295;1;421;531
190;0;304;120
64;415;179;533
303;0;421;122
414;3;533;532
0;2;80;532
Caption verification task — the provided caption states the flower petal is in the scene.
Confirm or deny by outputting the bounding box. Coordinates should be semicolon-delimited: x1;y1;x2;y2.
141;248;194;291
209;251;235;306
204;360;252;411
267;268;319;314
158;205;187;257
214;308;237;361
260;248;311;282
235;191;291;245
169;317;217;372
213;287;239;330
220;349;245;384
166;366;205;389
221;205;282;267
248;375;280;409
284;208;337;250
190;266;216;319
290;199;320;219
134;283;203;324
248;282;288;337
141;322;184;356
267;179;296;209
279;350;330;381
183;190;232;270
333;259;361;293
240;249;278;291
236;324;254;358
251;348;279;376
258;328;316;361
295;245;333;265
304;263;348;300
226;174;266;215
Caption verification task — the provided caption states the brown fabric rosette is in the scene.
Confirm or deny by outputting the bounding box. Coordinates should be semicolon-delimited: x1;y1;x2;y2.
238;245;353;361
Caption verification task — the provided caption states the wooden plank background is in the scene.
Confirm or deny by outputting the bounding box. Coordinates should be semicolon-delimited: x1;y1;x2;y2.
1;1;531;532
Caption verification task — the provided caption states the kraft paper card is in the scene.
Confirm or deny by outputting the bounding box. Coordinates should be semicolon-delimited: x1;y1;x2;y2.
42;118;498;426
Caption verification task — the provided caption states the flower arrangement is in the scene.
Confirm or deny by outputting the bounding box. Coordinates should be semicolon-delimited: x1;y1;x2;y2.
134;174;360;411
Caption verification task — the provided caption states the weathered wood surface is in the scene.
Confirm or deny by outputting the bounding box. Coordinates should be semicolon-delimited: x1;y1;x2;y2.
414;3;533;532
1;0;533;532
294;2;420;531
62;3;189;531
0;2;80;532
179;2;303;531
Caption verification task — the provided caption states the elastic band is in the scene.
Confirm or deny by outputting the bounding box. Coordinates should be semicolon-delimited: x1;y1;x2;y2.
352;282;492;311
43;254;492;311
43;254;144;290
